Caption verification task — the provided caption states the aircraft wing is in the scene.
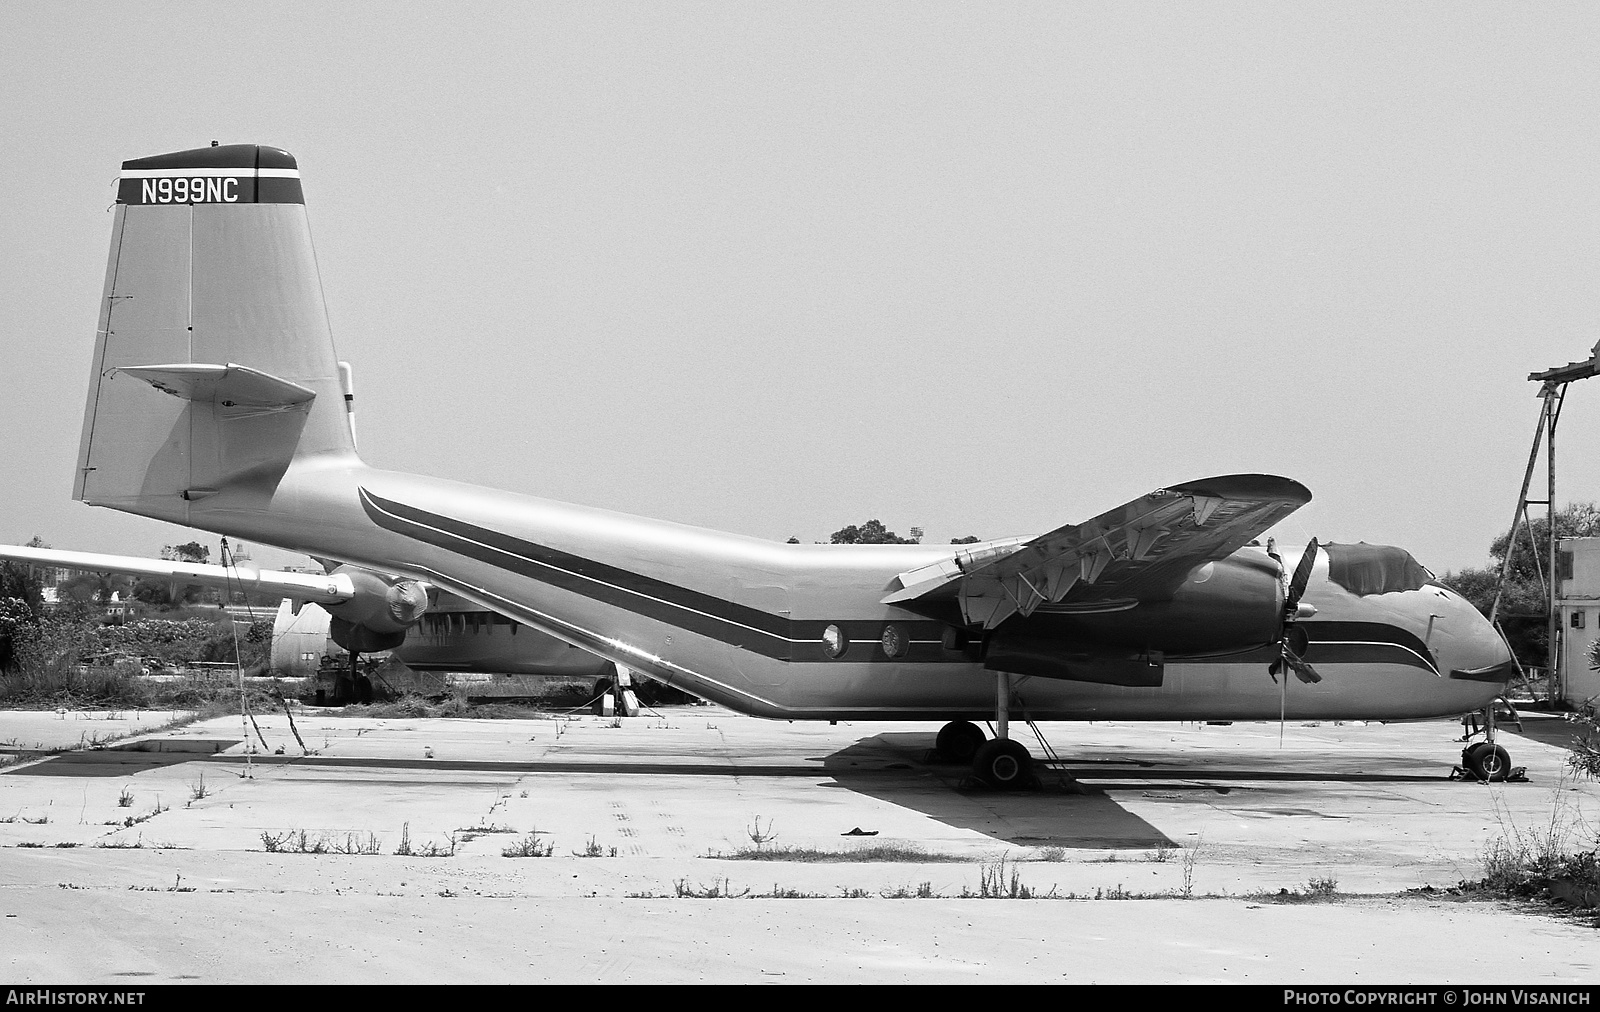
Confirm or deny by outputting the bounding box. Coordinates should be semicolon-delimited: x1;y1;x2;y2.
0;544;356;606
882;474;1311;629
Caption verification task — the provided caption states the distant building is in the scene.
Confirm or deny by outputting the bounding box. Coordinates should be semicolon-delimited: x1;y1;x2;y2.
1557;537;1600;705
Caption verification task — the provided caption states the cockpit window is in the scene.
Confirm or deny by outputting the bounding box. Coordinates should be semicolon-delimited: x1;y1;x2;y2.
1323;542;1436;596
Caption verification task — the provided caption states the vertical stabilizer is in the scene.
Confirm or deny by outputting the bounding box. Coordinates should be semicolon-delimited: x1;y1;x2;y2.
75;144;354;526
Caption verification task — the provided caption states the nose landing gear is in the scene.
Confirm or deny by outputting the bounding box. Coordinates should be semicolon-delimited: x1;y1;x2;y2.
1452;698;1527;783
1461;741;1512;782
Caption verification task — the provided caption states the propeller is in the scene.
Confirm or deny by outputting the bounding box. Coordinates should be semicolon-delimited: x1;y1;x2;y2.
1268;537;1322;685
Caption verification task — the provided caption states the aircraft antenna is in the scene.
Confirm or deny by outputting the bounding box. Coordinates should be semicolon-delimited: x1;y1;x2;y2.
1493;342;1600;703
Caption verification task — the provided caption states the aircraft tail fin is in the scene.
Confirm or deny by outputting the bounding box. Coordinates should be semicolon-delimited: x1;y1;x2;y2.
75;144;356;525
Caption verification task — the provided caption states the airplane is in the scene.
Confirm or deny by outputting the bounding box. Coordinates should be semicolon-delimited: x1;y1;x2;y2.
0;543;621;703
57;142;1520;787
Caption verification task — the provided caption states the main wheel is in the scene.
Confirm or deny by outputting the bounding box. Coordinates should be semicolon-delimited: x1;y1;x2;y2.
936;720;986;763
1465;742;1511;782
972;738;1034;790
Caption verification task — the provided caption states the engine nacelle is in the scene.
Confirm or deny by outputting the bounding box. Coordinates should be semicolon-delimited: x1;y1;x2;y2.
322;566;429;653
988;551;1285;682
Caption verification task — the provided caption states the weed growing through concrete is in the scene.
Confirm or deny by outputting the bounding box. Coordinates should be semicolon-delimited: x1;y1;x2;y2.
573;835;615;858
1181;836;1204;899
881;881;938;898
188;773;208;802
116;787;133;809
1146;843;1177;863
411;832;457;858
502;832;554;858
1250;877;1342;903
746;815;778;851
107;801;165;830
674;877;748;898
394;822;413;857
0;812;48;825
964;856;1056;899
1036;846;1066;862
1306;875;1339;898
333;832;382;856
456;823;517;842
261;829;328;854
94;835;142;849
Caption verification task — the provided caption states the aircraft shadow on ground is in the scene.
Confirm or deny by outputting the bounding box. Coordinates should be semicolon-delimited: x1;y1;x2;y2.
818;731;1452;850
818;732;1176;849
3;741;247;778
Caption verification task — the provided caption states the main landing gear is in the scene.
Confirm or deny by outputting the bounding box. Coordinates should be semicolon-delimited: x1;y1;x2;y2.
936;672;1038;790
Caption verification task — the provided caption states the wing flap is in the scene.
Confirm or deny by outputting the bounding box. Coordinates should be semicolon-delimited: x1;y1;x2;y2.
882;474;1311;629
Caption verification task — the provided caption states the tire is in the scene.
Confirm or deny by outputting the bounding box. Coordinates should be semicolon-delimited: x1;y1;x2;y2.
936;721;986;763
973;738;1034;790
1466;743;1511;783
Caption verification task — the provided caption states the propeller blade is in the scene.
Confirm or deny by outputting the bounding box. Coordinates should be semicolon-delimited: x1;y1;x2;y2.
1285;649;1322;685
1285;538;1319;613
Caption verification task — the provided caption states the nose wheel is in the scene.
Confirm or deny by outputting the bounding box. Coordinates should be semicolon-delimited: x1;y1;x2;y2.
1461;741;1512;782
1452;700;1525;783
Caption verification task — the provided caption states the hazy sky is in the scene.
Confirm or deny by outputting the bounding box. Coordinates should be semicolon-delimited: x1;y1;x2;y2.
3;3;1600;574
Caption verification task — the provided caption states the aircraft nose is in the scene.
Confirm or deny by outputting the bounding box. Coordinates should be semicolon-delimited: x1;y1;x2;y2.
1432;585;1516;682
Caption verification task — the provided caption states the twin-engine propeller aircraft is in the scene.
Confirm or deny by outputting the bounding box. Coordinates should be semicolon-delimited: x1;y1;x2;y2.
63;142;1519;786
0;543;615;697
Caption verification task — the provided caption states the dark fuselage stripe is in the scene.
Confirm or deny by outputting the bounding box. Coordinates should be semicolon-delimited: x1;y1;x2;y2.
359;488;942;663
358;488;1439;673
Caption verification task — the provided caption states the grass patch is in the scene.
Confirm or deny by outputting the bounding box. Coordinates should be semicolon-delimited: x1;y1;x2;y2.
502;832;554;858
94;835;142;849
1452;779;1600;915
455;823;517;842
715;844;968;862
1248;876;1342;903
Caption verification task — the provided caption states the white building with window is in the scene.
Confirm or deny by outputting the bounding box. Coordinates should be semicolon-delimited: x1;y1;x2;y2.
1557;537;1600;705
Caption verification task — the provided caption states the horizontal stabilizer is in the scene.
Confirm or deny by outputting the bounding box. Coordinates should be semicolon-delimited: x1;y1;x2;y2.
0;544;355;606
115;363;315;410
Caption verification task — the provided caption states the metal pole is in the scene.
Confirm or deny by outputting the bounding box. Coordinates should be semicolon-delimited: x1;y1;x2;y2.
1490;402;1551;625
996;672;1010;741
1548;385;1562;702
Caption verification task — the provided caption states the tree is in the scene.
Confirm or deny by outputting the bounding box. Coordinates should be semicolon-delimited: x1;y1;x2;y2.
1440;501;1600;673
829;520;919;545
951;535;981;545
0;537;48;672
136;541;218;607
162;542;210;565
